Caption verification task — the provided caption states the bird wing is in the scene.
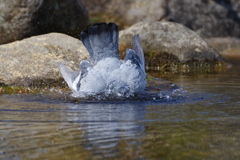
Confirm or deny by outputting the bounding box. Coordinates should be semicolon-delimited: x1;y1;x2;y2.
133;34;145;72
124;35;145;73
57;62;79;91
124;48;142;68
133;35;145;68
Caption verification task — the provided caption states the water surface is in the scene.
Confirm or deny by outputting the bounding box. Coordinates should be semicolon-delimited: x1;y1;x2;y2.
0;58;240;160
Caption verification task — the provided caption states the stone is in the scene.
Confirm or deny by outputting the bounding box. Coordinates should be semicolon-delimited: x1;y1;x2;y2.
0;0;42;44
0;0;89;45
82;0;240;38
0;33;89;87
166;0;240;38
34;0;89;37
119;21;225;68
82;0;166;28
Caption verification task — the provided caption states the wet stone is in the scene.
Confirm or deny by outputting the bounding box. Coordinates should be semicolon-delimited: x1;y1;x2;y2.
0;33;89;87
119;21;227;70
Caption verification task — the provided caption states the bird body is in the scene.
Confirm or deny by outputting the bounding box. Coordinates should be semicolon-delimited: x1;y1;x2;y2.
58;22;146;97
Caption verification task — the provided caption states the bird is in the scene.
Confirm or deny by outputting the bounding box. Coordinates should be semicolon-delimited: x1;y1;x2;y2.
57;22;146;97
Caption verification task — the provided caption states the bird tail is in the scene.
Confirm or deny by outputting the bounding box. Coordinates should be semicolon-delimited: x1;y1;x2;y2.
80;22;119;65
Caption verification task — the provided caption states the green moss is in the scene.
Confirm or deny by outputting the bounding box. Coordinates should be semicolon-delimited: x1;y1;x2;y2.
144;50;227;74
0;77;70;95
29;78;67;89
0;83;35;94
145;50;182;69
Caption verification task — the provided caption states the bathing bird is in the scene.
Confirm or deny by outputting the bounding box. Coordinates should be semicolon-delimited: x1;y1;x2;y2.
58;22;146;97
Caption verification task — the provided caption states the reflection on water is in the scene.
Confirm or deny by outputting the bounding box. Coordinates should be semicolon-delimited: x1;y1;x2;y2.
65;103;146;158
0;59;240;159
0;96;147;159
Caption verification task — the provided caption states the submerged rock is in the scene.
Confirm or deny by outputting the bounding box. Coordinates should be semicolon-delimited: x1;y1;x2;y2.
119;22;226;69
0;0;89;45
0;33;89;87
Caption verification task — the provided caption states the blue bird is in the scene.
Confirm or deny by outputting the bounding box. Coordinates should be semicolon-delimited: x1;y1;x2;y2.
58;22;146;97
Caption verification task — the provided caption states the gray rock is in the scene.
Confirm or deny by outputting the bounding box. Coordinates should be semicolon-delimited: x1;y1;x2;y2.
119;22;225;68
230;0;240;17
82;0;240;38
0;33;89;87
0;0;42;44
166;0;240;38
33;0;89;37
0;0;89;45
82;0;166;28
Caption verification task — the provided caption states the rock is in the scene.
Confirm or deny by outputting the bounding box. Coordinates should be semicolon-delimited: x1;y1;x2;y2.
0;0;89;45
34;0;89;37
82;0;166;28
0;0;41;44
83;0;240;38
230;0;240;17
205;37;240;57
166;0;240;38
119;22;226;69
0;33;89;87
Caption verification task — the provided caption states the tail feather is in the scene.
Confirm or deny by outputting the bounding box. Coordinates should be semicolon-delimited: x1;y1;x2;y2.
97;23;111;47
80;30;94;58
80;23;119;65
88;24;100;49
108;22;119;48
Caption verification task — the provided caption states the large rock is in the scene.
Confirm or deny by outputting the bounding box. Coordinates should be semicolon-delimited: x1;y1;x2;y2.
82;0;166;28
119;22;225;68
0;0;41;44
0;0;89;45
82;0;240;38
166;0;240;38
0;33;89;87
230;0;240;17
34;0;89;37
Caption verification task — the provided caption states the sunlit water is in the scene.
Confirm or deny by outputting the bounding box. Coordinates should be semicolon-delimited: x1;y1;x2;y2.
0;58;240;160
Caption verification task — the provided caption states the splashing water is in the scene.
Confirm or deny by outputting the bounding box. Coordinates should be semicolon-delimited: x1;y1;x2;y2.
45;75;189;103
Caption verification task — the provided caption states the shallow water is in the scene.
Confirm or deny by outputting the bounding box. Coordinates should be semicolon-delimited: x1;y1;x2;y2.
0;58;240;160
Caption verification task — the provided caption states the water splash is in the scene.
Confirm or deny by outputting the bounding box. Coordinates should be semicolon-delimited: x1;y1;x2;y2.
43;76;188;103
